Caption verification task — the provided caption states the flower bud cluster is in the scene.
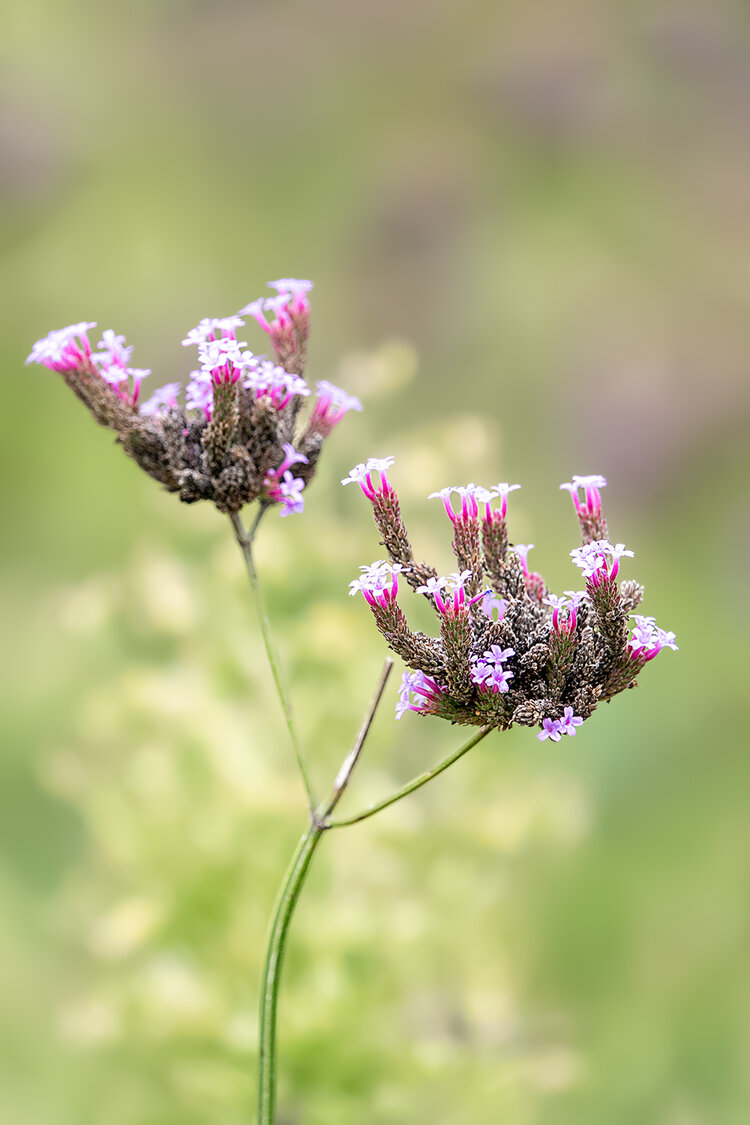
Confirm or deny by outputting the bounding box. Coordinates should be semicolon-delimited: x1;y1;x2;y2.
345;460;677;741
26;280;361;515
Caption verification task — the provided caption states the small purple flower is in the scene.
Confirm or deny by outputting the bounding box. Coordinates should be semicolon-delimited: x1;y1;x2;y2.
558;707;583;736
276;471;306;517
262;444;309;515
310;380;363;436
139;382;182;416
395;668;446;720
470;643;515;693
537;718;563;742
470;659;492;686
276;442;309;476
268;278;313;317
341;456;396;500
484;665;514;692
628;615;678;661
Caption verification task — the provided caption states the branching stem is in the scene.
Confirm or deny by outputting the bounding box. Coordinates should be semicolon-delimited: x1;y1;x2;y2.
257;659;392;1125
323;725;492;829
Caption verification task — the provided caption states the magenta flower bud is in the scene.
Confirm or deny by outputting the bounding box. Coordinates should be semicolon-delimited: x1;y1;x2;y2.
560;474;607;516
238;298;271;334
486;482;521;522
310;380;363;436
560;474;609;542
428;484;486;525
512;543;535;579
543;593;570;633
268;278;313;319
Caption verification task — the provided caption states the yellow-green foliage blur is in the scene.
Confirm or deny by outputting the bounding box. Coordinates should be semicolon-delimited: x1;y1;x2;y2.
2;3;749;1123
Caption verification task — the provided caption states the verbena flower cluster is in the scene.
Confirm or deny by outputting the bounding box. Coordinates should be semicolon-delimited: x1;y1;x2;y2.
26;281;361;515
344;465;677;741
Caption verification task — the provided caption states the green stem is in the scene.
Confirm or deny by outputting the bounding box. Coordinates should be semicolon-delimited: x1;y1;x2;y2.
258;817;325;1125
229;509;317;812
324;725;492;829
257;661;392;1125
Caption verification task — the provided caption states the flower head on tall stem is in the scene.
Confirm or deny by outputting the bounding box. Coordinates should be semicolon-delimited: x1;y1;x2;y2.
26;278;360;516
347;460;677;742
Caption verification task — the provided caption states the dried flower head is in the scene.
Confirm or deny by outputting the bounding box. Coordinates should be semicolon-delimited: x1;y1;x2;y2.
26;282;360;515
345;461;677;741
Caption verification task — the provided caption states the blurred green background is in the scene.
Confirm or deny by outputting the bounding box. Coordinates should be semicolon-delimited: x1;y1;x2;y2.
2;2;750;1122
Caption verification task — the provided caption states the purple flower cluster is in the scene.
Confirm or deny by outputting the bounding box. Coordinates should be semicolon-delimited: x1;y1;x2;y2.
470;645;515;693
538;708;584;742
26;280;361;516
345;459;677;740
395;670;446;720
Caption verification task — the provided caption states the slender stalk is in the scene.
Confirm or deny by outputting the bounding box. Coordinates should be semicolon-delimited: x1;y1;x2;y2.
258;818;325;1125
257;661;393;1125
324;725;492;829
321;659;394;820
229;509;317;812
